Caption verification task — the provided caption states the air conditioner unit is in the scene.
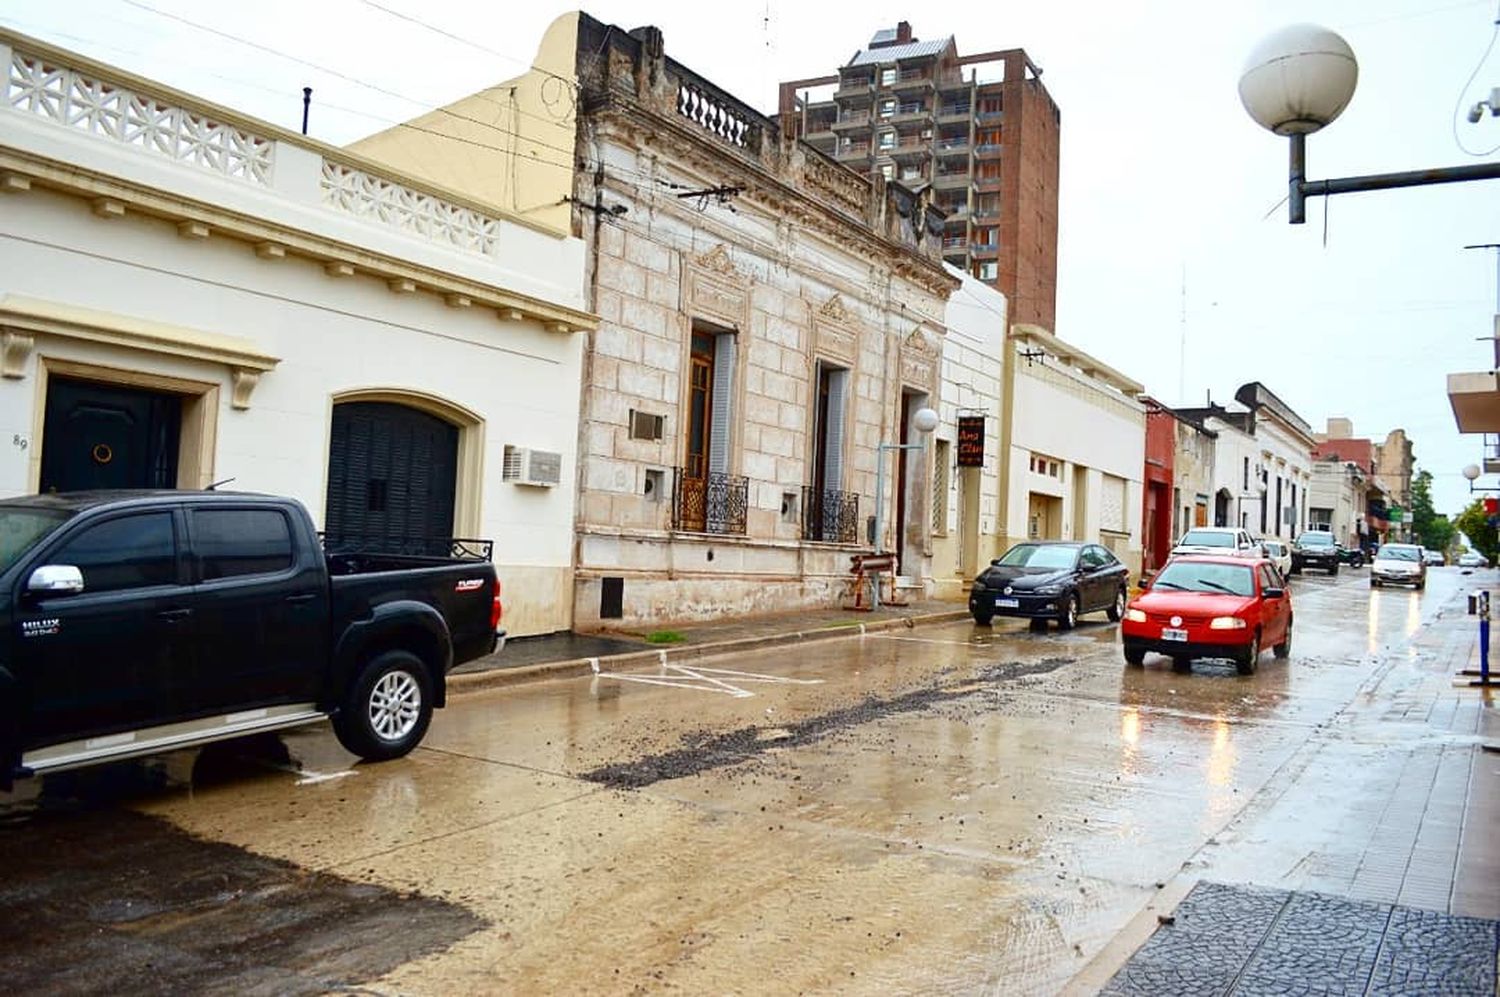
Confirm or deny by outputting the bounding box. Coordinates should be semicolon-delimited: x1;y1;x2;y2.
503;446;562;487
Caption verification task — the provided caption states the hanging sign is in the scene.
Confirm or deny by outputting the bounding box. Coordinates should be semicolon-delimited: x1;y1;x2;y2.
956;415;985;467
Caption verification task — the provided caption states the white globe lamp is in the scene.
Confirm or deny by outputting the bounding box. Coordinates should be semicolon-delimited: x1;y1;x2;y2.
1240;24;1359;136
1464;464;1482;483
912;407;940;434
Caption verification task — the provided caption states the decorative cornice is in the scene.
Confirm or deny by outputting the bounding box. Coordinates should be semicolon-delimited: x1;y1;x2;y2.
692;243;746;281
588;105;956;299
0;293;279;408
0;147;597;335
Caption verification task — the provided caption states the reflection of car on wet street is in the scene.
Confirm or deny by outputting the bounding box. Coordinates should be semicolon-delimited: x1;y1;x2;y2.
1121;555;1292;675
1290;530;1339;575
0;491;504;788
1370;543;1426;589
968;541;1129;630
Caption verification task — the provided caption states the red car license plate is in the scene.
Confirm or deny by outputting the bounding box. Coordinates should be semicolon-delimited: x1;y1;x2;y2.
1161;628;1188;642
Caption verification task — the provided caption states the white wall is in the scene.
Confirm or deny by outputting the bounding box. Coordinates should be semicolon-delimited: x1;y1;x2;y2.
1006;342;1145;569
936;267;1004;586
0;44;591;636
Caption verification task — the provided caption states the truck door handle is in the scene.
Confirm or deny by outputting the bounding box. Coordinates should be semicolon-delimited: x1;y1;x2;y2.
157;608;193;623
285;593;317;605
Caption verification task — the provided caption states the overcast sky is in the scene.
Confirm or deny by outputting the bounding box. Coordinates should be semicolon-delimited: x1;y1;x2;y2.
3;0;1498;516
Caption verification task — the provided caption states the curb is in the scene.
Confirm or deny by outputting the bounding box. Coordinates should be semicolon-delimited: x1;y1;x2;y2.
447;608;972;696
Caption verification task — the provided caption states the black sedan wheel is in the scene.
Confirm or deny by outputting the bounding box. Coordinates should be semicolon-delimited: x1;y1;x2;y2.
1106;587;1126;623
972;611;993;626
1058;593;1079;630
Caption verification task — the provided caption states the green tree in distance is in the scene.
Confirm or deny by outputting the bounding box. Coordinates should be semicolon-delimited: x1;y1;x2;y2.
1454;499;1499;564
1409;469;1455;552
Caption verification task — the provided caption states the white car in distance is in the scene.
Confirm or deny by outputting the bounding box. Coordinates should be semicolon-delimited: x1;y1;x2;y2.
1171;527;1262;559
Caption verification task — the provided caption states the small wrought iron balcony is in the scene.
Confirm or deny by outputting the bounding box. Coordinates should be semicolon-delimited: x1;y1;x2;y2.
802;486;860;543
673;468;749;536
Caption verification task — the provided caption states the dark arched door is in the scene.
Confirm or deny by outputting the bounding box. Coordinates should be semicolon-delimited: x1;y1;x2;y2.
325;401;458;553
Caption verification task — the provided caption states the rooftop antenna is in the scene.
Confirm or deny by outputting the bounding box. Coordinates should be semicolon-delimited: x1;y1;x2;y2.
301;87;312;136
206;477;236;491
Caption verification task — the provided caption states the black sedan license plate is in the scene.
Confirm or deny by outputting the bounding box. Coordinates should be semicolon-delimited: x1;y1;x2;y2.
995;597;1019;608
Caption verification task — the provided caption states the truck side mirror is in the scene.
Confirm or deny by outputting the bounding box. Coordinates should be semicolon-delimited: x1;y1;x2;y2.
28;565;84;596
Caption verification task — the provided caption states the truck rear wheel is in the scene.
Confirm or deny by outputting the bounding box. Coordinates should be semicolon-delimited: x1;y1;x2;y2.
333;650;433;762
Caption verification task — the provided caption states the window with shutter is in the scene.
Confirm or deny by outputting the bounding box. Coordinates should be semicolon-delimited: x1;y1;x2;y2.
1101;473;1126;533
708;332;736;475
932;439;949;535
326;402;457;553
821;367;848;490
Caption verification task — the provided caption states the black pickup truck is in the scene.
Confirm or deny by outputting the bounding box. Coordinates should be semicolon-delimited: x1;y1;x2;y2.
0;491;503;787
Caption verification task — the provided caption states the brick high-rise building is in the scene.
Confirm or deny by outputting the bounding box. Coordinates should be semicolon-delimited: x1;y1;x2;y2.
780;21;1061;329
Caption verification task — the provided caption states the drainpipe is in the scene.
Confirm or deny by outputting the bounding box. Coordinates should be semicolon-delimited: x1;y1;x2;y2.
994;323;1018;558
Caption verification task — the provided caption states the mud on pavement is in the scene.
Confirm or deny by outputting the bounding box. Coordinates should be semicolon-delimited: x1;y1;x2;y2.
0;806;485;995
580;656;1074;789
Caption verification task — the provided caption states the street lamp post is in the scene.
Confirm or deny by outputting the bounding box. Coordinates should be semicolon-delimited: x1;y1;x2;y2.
871;406;939;610
1240;24;1500;225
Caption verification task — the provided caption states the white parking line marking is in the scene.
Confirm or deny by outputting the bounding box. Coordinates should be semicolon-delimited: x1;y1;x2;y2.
592;662;825;698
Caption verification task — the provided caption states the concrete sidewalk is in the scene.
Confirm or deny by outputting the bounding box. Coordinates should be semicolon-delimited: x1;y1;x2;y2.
1073;576;1500;995
450;598;971;692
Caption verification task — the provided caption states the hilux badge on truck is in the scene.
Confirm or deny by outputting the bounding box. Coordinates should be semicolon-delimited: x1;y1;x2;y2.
20;618;59;637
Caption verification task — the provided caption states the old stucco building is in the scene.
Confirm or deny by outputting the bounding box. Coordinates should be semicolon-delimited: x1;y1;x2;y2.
361;14;957;627
1;29;594;638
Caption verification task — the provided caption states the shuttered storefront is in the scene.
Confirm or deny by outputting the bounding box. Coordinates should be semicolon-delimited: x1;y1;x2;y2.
325;401;458;552
1101;473;1127;533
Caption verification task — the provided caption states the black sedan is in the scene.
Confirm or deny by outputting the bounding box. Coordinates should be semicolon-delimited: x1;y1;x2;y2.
969;541;1131;630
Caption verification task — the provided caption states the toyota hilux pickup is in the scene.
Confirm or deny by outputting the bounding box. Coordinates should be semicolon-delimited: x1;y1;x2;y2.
0;490;503;788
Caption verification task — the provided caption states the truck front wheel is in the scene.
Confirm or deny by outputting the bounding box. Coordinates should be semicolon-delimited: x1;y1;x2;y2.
333;650;434;762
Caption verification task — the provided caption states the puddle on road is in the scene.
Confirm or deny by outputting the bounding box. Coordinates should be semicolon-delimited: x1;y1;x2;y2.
580;657;1074;789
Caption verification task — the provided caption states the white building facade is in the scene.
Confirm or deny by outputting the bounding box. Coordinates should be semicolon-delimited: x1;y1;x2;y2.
1308;459;1368;548
1005;324;1146;576
0;32;594;637
932;267;1005;598
1178;383;1315;542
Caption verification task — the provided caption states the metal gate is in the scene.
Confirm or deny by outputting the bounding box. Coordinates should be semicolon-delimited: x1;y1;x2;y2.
324;401;458;554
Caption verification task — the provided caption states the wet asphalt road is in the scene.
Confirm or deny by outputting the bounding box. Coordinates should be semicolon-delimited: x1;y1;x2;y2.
0;566;1483;994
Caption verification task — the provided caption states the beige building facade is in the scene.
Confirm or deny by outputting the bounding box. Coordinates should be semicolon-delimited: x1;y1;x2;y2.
365;15;956;627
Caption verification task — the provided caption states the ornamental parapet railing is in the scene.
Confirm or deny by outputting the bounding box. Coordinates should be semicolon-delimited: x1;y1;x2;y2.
802;486;859;544
672;468;749;536
5;47;275;185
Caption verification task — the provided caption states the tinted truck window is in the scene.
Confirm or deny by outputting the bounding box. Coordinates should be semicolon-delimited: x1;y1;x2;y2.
194;509;293;580
52;513;176;592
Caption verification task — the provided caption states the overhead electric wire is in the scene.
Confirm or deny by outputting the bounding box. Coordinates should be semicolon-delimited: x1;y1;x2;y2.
98;0;706;192
1451;0;1500;156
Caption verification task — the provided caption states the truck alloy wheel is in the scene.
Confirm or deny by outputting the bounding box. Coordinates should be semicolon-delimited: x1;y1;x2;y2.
334;650;434;761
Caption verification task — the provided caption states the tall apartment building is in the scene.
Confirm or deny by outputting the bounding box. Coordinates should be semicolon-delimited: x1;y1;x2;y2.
779;21;1061;330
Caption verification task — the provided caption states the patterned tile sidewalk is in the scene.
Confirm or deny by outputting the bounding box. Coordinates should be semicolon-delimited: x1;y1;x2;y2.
1102;881;1500;996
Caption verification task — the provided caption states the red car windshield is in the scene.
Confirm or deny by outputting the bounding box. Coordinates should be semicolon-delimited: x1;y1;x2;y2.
1151;561;1255;597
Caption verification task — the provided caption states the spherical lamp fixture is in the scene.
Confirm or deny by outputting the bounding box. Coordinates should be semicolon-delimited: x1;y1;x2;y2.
1240;24;1359;135
912;407;940;434
1464;464;1482;482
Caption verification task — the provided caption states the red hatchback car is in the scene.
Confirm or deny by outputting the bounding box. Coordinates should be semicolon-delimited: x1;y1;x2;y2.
1121;555;1292;674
